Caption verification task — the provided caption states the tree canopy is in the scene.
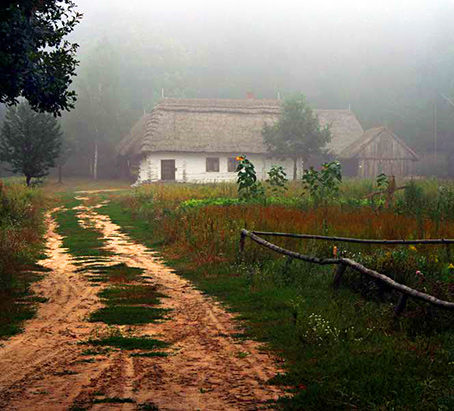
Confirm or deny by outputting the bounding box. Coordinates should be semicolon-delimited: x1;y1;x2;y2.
0;102;62;185
0;1;82;115
262;94;332;179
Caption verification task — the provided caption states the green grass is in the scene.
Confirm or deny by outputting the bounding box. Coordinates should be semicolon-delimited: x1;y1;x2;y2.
55;195;111;257
86;335;169;351
99;188;454;411
98;284;165;305
77;263;145;283
0;265;50;339
89;305;170;325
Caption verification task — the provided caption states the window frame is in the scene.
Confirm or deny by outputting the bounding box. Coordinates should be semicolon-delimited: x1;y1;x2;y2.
206;157;220;172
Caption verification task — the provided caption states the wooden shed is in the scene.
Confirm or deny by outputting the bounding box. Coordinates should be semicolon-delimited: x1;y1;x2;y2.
339;127;419;178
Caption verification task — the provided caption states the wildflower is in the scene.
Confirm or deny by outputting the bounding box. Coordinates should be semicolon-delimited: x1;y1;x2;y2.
409;245;417;252
416;270;425;281
449;263;454;270
333;246;338;257
236;156;245;161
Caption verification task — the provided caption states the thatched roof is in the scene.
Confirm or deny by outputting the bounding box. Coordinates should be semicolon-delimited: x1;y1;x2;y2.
117;98;364;157
339;126;419;160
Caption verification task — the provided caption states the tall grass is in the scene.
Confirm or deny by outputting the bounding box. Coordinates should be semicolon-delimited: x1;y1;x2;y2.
0;181;47;338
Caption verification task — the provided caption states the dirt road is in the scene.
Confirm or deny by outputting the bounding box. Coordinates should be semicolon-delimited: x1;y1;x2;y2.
0;197;284;410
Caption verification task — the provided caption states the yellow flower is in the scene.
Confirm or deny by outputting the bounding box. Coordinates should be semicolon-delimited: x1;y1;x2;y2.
448;263;454;270
236;156;245;161
409;245;417;252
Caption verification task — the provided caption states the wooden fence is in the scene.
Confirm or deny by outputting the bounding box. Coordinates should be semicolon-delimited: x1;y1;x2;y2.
239;229;454;315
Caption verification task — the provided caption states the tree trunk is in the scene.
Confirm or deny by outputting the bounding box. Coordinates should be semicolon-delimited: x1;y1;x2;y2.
93;140;98;181
293;157;298;180
58;164;63;184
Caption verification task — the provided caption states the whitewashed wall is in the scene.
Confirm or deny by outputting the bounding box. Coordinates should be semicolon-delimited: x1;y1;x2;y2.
137;152;303;184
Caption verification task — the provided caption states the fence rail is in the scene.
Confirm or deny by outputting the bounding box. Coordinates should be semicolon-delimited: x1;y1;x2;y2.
251;230;454;245
240;229;454;314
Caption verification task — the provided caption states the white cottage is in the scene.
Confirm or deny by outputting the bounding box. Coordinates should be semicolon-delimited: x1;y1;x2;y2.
117;98;364;184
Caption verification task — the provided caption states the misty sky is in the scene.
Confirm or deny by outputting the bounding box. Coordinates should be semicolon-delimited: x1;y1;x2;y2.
64;0;454;145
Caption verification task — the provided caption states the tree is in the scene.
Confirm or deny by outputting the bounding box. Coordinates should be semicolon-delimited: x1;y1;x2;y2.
0;1;82;115
262;94;332;180
0;102;62;185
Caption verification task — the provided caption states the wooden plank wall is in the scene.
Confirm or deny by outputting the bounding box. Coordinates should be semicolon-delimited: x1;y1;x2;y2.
357;132;416;178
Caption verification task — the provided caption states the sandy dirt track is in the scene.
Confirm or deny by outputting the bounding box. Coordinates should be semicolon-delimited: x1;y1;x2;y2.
0;198;285;410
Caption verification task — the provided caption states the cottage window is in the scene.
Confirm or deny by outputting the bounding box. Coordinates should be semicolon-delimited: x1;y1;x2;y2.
228;157;239;172
206;157;220;172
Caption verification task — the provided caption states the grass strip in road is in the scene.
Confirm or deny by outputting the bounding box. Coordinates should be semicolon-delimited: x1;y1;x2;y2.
89;305;170;325
99;284;165;305
92;397;135;404
55;196;111;258
77;263;145;283
87;335;169;351
130;351;169;358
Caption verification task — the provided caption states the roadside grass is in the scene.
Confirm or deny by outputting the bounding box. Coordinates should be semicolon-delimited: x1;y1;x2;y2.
0;182;49;339
100;183;454;411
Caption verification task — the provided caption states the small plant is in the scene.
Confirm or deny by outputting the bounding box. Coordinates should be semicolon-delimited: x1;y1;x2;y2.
376;172;389;189
266;165;288;195
302;161;342;202
236;155;265;201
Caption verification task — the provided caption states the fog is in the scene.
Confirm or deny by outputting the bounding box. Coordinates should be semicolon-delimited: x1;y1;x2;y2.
58;0;454;178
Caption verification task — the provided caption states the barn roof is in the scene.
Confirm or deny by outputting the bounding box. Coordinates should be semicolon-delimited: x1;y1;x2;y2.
339;126;419;160
117;98;364;157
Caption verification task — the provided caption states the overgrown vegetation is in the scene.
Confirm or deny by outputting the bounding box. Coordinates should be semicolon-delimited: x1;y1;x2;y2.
101;177;454;410
0;181;47;338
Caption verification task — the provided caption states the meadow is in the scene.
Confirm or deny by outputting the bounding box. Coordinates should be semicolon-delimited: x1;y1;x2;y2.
101;177;454;410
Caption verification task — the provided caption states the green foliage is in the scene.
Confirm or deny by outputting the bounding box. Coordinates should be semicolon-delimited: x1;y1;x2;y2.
266;165;288;195
262;94;332;178
0;1;81;114
302;161;342;201
376;172;389;189
236;155;265;201
1;103;62;185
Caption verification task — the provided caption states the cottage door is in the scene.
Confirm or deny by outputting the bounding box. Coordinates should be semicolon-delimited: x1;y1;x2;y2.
161;160;176;180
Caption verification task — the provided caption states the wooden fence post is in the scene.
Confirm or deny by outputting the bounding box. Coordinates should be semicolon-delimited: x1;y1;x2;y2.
239;230;247;261
333;263;347;289
395;293;409;316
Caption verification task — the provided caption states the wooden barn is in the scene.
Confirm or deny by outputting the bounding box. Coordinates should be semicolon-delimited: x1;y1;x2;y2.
339;127;419;178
